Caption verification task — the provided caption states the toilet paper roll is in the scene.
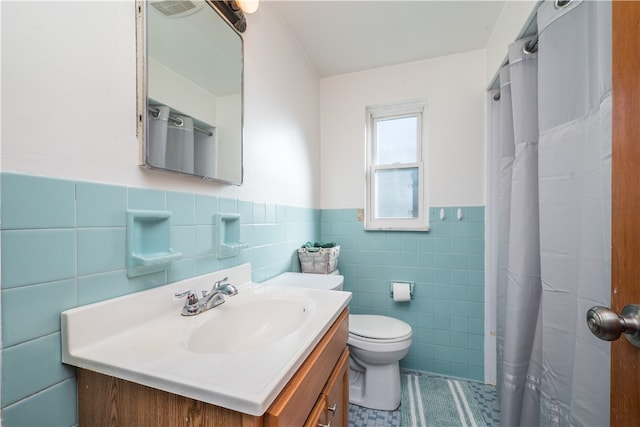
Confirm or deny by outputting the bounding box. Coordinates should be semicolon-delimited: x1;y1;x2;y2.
392;282;412;302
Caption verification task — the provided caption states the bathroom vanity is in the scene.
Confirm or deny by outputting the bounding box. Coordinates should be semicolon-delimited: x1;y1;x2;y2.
62;264;351;426
77;309;348;426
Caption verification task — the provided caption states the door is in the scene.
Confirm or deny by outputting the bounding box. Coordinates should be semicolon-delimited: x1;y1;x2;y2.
611;1;640;424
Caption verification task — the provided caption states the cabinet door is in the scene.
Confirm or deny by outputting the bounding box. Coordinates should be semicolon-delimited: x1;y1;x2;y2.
323;349;350;427
304;395;329;427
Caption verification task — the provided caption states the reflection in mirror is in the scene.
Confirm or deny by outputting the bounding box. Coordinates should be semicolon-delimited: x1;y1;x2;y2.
137;0;244;185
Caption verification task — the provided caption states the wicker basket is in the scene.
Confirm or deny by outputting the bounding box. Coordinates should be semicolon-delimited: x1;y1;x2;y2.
298;245;340;274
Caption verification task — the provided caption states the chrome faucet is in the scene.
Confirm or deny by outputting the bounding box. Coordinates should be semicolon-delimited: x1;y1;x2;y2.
175;277;238;316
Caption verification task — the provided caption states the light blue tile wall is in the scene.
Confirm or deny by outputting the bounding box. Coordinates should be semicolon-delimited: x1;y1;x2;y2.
0;172;486;425
321;207;485;381
0;172;319;426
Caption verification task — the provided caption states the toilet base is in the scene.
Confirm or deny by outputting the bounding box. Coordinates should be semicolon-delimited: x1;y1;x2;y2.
348;359;401;411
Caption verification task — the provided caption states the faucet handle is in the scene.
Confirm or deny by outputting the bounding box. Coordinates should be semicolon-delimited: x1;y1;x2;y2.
213;277;229;290
175;290;198;305
175;290;201;316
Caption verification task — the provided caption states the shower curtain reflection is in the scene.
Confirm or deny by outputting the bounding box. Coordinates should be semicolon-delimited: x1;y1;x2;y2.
194;127;216;177
147;105;170;169
147;104;216;177
166;114;195;174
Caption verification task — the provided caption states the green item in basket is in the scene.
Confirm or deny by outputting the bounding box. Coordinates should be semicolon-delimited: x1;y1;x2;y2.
315;241;337;248
301;241;337;252
301;241;319;252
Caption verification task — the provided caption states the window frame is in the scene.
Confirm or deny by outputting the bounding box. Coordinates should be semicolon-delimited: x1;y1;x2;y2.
365;100;429;231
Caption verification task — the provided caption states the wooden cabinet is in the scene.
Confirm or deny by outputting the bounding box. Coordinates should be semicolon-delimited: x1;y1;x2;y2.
264;309;348;427
304;349;349;427
77;309;349;427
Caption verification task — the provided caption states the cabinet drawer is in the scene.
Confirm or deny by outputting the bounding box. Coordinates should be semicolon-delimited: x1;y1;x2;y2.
265;309;349;427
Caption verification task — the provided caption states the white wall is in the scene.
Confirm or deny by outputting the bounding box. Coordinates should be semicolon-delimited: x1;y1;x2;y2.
148;58;219;126
485;0;538;87
320;49;487;209
1;1;322;208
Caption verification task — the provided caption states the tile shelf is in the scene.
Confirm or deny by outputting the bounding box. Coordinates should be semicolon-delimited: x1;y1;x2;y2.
217;213;247;259
126;210;182;277
130;251;182;266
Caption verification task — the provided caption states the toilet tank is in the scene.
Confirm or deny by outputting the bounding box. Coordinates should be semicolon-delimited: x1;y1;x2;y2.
262;272;344;291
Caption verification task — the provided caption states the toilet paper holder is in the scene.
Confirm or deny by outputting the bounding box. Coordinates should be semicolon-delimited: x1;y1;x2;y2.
389;281;414;299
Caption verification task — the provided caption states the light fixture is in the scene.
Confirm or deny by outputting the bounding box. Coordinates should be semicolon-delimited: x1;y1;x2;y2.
210;1;247;32
235;0;259;14
210;0;259;32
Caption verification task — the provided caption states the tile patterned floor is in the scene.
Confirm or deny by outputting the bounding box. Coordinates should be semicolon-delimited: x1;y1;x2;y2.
349;403;401;427
348;371;500;427
467;378;501;426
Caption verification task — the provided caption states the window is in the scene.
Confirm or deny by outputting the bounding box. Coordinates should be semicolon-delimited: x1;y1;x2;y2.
365;100;429;231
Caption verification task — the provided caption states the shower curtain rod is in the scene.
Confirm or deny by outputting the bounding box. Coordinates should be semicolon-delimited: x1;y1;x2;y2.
148;106;214;136
491;36;539;102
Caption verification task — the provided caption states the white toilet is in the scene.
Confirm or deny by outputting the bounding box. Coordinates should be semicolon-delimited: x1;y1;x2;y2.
348;314;412;410
262;272;413;411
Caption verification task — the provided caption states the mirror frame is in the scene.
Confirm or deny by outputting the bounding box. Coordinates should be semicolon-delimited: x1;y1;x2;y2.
136;0;245;185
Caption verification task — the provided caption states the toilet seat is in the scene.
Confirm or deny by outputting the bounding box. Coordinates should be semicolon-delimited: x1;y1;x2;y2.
349;314;412;343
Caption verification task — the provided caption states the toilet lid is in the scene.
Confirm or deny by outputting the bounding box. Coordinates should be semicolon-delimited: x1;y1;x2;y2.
349;314;412;340
262;272;344;291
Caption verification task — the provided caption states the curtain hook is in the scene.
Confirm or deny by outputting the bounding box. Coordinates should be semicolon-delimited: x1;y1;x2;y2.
523;39;538;55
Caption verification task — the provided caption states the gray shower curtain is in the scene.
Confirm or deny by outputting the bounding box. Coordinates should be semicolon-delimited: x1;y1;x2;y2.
148;105;170;168
166;114;195;174
491;1;611;425
194;127;217;178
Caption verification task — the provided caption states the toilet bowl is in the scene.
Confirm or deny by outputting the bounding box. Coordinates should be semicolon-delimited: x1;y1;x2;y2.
348;314;412;410
262;272;413;411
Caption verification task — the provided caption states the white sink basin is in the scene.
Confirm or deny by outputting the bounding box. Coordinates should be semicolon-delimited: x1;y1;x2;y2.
184;293;313;353
61;263;351;416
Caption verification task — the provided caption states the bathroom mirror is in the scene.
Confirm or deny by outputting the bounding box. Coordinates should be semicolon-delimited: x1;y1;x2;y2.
137;0;244;185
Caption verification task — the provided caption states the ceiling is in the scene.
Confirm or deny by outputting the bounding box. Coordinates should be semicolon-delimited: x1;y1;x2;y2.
148;2;242;97
268;1;507;78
